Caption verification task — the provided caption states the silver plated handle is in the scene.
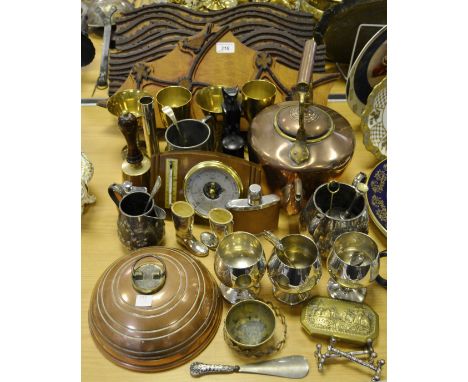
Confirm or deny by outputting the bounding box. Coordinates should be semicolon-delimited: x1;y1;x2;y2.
308;212;324;234
190;362;239;377
352;172;368;189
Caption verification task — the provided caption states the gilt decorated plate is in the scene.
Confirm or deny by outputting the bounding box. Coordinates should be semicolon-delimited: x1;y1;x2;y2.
361;77;387;160
346;25;386;116
366;159;387;236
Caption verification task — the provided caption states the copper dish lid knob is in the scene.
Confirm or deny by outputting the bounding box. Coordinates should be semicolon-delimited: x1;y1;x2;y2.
88;247;223;372
131;255;166;294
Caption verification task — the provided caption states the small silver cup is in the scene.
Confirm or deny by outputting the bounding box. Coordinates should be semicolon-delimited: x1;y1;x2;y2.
214;232;266;304
327;231;381;303
209;208;234;245
267;234;322;305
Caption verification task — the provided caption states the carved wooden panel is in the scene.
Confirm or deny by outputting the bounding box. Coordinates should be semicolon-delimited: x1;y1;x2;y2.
109;3;324;95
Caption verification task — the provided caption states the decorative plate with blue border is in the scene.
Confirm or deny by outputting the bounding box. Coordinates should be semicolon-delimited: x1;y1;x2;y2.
366;159;387;236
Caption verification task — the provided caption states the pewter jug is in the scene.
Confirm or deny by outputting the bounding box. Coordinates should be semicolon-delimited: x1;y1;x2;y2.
299;173;369;258
108;181;166;250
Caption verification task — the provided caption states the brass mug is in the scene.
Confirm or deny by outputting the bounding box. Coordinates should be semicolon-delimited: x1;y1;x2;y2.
156;86;192;128
241;80;277;122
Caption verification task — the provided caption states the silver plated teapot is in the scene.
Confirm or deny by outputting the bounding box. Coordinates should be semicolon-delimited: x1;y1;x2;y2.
299;173;369;259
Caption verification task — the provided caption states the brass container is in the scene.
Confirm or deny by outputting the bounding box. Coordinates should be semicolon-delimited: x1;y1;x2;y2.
195;85;228;151
156;86;192;128
106;88;151;118
301;296;379;344
88;247;223;372
224;300;276;349
241;80;277;122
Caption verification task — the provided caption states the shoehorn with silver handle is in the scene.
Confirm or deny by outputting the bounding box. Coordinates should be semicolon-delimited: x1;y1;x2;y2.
190;355;309;379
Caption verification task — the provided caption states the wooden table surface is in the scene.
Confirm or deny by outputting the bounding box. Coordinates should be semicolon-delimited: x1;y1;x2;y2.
81;35;387;382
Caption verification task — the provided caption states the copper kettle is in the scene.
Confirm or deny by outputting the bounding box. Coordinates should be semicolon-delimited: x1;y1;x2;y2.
248;39;355;215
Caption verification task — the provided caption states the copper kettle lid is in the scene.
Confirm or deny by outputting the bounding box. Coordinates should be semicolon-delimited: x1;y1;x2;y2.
88;247;223;372
275;103;334;142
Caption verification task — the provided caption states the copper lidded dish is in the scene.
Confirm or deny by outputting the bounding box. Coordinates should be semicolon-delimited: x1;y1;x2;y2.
88;246;223;372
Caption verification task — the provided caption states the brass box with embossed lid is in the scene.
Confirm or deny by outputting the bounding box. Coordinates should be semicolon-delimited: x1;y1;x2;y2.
301;296;378;344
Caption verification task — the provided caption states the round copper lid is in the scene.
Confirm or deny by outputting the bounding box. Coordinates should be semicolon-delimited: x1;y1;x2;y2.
275;103;334;142
88;247;223;372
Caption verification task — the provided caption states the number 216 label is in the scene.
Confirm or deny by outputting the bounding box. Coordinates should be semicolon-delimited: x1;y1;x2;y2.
216;42;235;54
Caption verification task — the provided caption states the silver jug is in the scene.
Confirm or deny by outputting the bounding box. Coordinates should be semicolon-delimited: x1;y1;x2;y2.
108;181;166;250
299;173;369;259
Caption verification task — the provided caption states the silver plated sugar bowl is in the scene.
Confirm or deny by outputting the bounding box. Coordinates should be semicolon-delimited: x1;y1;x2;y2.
299;172;369;259
214;232;266;304
267;234;322;305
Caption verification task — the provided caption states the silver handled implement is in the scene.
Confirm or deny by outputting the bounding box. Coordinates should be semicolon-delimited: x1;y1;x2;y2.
190;355;309;379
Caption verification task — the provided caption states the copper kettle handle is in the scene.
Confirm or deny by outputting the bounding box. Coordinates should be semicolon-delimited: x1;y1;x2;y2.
297;39;317;94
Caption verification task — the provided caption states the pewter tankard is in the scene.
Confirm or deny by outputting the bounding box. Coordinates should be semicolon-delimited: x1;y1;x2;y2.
108;181;166;250
299;173;369;259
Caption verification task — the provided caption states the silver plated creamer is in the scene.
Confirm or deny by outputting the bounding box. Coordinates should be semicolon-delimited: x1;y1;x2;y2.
108;181;166;249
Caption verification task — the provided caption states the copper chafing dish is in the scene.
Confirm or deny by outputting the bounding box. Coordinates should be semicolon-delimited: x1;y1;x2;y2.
249;39;355;215
88;247;223;372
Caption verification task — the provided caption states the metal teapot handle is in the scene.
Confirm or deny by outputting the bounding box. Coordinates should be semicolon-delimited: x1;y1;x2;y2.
108;181;147;206
308;212;324;234
108;183;126;206
376;250;387;289
352;172;368;189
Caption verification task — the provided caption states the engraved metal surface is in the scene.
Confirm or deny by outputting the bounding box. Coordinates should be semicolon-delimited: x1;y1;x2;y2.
301;296;379;344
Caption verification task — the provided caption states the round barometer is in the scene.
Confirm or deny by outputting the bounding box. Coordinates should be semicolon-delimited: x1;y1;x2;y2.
184;161;243;218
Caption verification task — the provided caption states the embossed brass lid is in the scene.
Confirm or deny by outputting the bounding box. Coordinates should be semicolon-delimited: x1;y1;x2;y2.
275;104;334;142
301;296;378;344
88;247;223;371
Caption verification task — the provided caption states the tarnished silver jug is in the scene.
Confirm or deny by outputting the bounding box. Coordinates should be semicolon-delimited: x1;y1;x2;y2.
299;173;369;258
108;181;166;250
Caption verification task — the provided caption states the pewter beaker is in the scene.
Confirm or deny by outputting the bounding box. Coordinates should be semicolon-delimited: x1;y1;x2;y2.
108;182;166;250
267;234;322;305
214;232;266;304
299;173;369;259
